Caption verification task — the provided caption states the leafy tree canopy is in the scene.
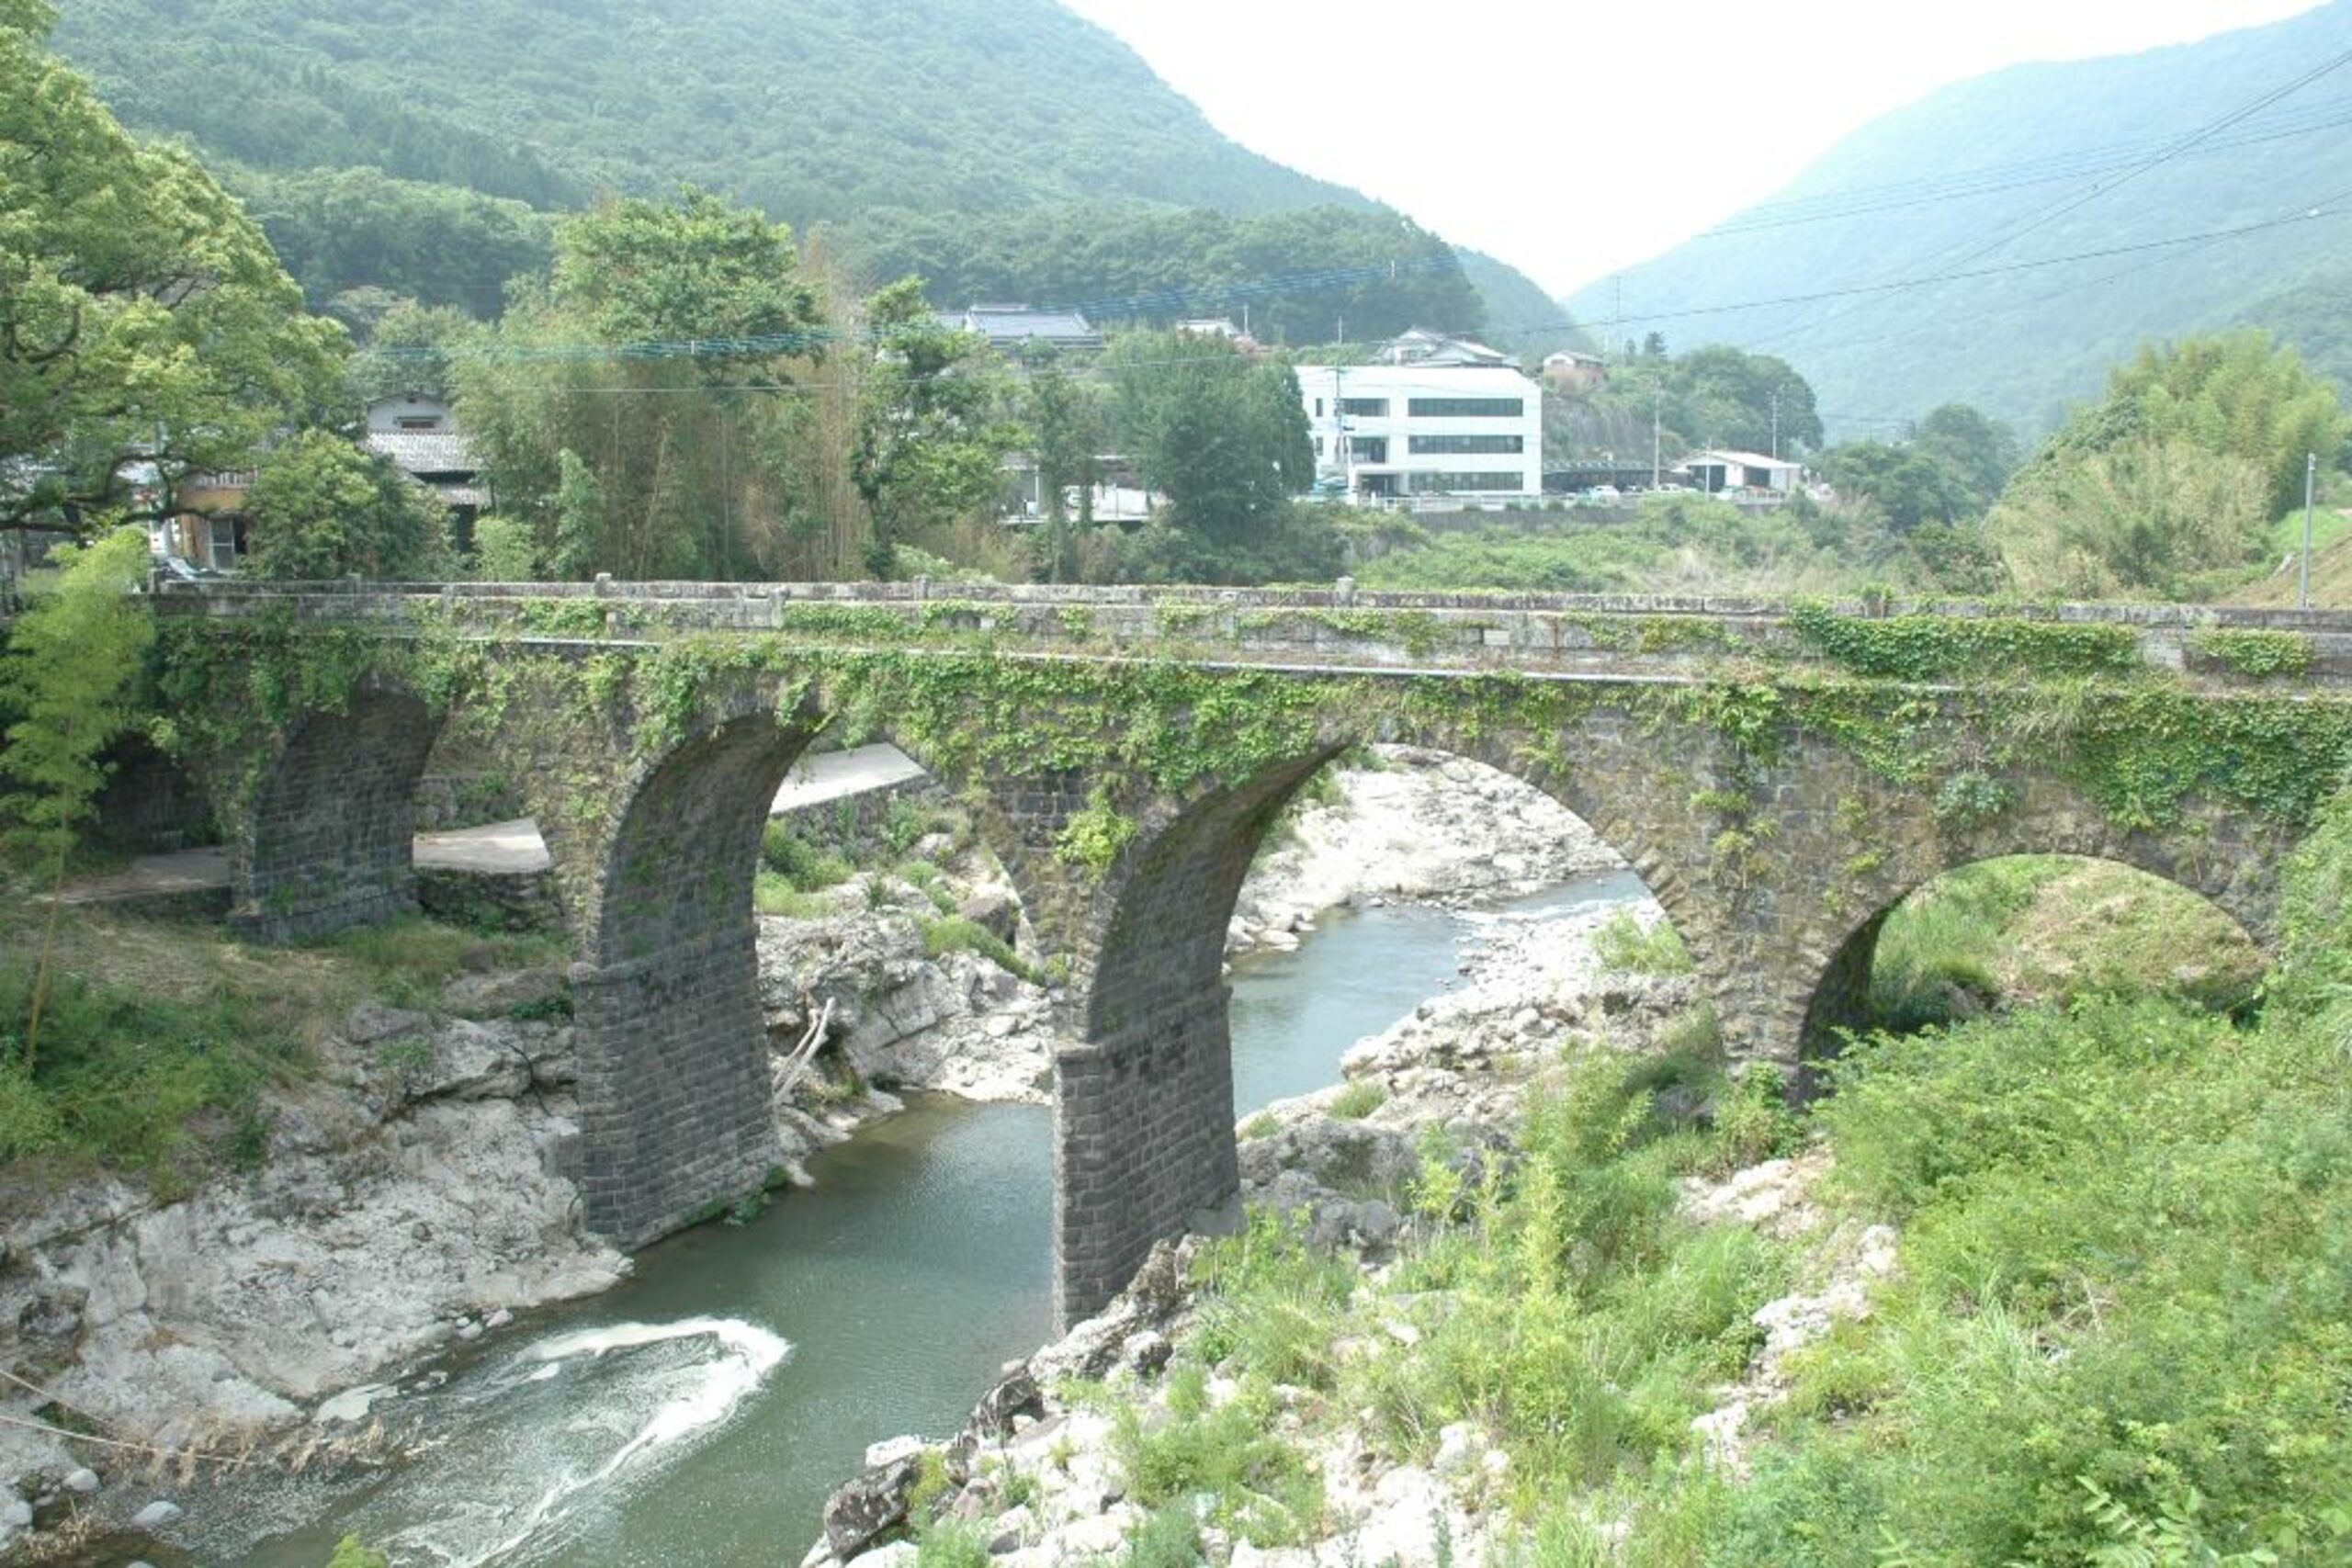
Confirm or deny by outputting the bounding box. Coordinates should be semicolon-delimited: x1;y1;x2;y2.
0;1;344;531
243;431;450;581
1107;331;1313;541
1990;331;2349;599
1816;441;1974;533
840;204;1484;348
1913;402;2022;511
854;279;1026;579
1548;344;1822;465
232;165;553;315
458;190;834;581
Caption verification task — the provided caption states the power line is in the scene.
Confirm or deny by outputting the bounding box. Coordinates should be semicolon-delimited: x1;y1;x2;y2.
1730;48;2352;355
1692;96;2352;239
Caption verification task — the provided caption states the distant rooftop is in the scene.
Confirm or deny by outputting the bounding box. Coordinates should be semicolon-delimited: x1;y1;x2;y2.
943;304;1102;352
1382;327;1513;367
365;428;476;476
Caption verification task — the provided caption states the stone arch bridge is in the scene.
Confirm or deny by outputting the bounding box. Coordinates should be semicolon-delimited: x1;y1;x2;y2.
149;580;2352;1325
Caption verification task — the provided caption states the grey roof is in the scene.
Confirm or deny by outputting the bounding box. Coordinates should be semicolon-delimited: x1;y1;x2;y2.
946;305;1102;350
366;428;477;477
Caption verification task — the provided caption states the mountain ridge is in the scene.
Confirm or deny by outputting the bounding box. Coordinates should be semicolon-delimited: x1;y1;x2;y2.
49;0;1572;345
1562;1;2352;433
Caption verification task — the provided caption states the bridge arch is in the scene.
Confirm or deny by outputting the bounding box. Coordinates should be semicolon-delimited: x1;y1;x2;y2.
230;684;442;942
565;683;828;1248
1797;851;2270;1084
1054;731;1707;1323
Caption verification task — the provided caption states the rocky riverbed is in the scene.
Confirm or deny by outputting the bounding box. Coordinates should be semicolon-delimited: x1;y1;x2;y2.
0;746;1618;1557
802;896;1902;1568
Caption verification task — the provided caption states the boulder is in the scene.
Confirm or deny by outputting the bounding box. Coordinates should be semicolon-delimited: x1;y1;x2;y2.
956;891;1020;948
822;1451;925;1559
130;1499;182;1530
438;969;565;1019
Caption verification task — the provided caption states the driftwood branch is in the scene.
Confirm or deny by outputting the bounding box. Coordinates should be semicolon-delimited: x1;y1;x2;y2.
774;996;835;1100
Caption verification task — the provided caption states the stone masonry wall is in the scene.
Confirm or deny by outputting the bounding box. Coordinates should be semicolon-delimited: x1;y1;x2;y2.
1053;989;1238;1326
571;925;778;1246
231;690;440;943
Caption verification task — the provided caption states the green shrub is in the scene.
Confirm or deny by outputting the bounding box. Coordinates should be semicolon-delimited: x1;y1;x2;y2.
913;1520;991;1568
1591;911;1694;976
1192;1210;1360;1387
0;956;302;1192
920;916;1041;984
1112;1371;1322;1546
761;820;853;892
754;869;835;919
1329;1079;1386;1120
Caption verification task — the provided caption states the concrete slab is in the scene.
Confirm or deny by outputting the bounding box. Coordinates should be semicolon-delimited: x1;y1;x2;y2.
770;743;928;815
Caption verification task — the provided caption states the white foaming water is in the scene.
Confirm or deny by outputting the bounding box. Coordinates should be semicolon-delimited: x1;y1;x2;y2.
420;1316;790;1568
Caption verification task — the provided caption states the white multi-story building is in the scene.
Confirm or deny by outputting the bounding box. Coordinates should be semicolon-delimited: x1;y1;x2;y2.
1294;344;1543;501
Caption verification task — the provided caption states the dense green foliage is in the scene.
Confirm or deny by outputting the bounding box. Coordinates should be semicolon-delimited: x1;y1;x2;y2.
49;0;1353;225
243;431;451;581
457;191;833;580
47;0;1577;362
0;528;155;1069
1549;344;1821;463
233;165;554;316
854;280;1024;579
1562;0;2352;429
0;0;344;530
1354;491;1964;597
1991;331;2348;598
1100;332;1318;579
842;204;1484;346
1173;805;2352;1566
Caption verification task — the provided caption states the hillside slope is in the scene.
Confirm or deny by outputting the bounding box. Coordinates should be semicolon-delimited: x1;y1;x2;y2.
49;0;1568;343
1564;1;2352;434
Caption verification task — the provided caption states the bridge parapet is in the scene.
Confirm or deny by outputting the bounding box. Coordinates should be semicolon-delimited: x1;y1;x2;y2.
149;578;2352;687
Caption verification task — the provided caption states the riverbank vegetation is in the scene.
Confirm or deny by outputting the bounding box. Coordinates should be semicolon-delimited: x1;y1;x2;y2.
0;904;565;1200
1127;822;2352;1564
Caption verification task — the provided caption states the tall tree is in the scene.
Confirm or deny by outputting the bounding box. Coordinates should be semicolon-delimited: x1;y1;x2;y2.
0;0;344;532
1106;331;1311;541
1913;403;2021;511
1991;331;2349;598
1022;348;1106;581
242;431;450;581
0;525;153;1067
457;189;830;580
852;278;1023;580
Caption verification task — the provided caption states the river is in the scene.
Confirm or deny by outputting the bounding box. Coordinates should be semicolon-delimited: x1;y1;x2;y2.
164;869;1645;1568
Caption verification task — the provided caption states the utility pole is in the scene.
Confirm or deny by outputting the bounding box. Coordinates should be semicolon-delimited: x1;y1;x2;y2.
1770;389;1781;462
2302;450;2319;610
1652;387;1663;491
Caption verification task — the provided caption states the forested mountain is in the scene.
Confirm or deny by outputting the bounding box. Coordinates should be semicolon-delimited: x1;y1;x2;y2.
51;0;1569;345
832;205;1487;346
1563;0;2352;434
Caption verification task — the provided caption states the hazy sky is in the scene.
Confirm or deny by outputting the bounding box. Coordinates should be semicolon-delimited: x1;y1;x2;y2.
1060;0;2328;299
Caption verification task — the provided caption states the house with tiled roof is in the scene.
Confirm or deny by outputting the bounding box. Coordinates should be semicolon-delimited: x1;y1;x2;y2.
940;304;1103;355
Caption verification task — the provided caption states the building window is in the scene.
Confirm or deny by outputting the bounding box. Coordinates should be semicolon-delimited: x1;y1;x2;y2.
1349;436;1388;463
1339;398;1388;417
1314;399;1325;418
1407;398;1524;418
1408;434;1524;455
204;516;243;570
1314;437;1326;457
1406;471;1525;493
395;415;442;430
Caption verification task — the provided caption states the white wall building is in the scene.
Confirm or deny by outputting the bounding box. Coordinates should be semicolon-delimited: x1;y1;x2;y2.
1294;357;1543;501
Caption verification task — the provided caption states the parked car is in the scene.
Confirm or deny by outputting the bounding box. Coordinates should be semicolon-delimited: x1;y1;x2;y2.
1580;485;1623;505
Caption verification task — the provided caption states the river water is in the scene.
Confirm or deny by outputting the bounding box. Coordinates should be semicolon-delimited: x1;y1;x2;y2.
175;870;1644;1568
